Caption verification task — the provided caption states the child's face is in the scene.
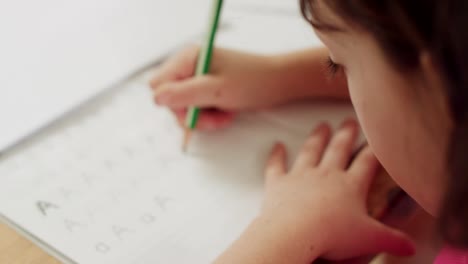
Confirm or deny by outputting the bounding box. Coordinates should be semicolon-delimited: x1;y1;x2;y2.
314;5;452;216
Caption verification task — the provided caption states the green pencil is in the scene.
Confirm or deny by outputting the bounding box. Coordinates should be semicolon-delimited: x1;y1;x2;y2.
183;0;224;152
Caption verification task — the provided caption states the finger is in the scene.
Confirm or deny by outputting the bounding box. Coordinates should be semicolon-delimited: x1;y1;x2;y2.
149;68;166;90
319;119;359;169
150;62;188;90
265;143;288;183
153;76;223;109
292;123;331;171
150;45;199;88
348;146;381;194
348;143;367;166
149;45;199;89
359;219;415;257
174;109;235;131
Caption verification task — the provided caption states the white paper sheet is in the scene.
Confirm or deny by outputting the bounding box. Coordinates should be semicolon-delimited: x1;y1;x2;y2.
0;0;211;152
0;82;353;264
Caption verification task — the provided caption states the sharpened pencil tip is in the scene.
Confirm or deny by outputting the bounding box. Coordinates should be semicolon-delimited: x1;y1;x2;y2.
182;128;192;153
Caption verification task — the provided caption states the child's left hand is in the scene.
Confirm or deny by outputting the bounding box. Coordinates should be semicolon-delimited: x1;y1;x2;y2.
260;119;415;261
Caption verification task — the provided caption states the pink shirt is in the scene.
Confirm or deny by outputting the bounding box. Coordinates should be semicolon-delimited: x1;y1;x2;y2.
434;246;468;264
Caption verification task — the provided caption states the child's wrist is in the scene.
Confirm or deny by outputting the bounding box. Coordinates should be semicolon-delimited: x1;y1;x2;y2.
268;53;322;100
250;212;327;259
264;55;308;101
269;49;350;101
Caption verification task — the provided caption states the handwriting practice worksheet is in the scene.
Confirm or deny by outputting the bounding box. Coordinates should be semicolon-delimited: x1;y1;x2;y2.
0;81;352;263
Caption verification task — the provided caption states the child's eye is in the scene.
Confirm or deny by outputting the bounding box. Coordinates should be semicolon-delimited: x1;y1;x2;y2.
326;57;343;78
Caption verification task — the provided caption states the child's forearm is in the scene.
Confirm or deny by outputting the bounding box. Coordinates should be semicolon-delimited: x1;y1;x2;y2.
214;215;323;264
270;47;349;101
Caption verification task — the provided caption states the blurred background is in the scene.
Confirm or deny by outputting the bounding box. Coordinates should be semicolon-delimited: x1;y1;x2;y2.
0;0;316;153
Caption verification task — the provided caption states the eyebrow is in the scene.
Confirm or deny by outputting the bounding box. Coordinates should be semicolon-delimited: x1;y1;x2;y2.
309;19;346;33
312;23;345;32
304;1;346;33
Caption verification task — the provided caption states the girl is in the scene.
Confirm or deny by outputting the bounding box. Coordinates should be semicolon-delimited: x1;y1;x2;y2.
150;0;468;263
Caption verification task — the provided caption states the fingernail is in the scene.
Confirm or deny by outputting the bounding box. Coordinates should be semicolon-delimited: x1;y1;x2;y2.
311;122;328;135
272;141;283;151
341;118;357;129
273;141;280;148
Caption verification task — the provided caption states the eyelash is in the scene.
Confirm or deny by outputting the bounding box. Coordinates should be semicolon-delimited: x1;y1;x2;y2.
326;57;342;77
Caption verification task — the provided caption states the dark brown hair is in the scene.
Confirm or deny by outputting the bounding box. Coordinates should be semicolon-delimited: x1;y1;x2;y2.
300;0;468;247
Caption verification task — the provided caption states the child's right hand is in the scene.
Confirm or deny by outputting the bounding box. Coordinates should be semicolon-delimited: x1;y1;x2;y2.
149;46;292;130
